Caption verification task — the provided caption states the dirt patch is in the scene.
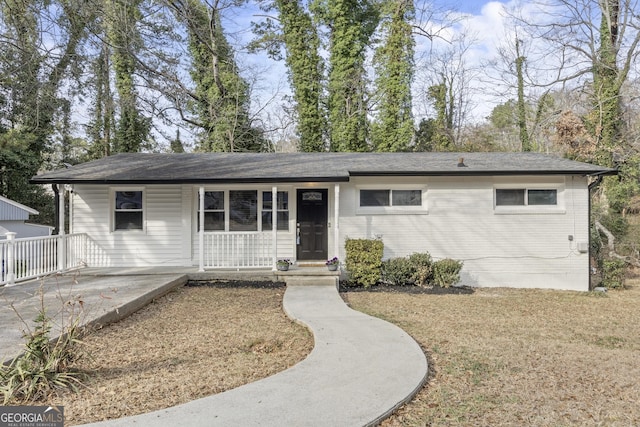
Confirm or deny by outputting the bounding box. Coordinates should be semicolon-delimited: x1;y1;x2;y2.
343;282;640;426
42;281;313;425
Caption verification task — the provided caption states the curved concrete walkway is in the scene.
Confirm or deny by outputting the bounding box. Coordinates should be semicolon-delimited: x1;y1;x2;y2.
83;282;428;427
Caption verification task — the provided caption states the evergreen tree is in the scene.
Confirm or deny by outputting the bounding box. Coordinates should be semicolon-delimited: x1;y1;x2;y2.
371;0;414;152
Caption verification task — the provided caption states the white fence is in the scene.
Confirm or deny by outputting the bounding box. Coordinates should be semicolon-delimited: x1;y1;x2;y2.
1;231;276;285
0;233;101;286
203;232;274;269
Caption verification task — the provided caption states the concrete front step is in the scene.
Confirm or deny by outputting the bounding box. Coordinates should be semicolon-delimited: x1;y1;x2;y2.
284;276;338;287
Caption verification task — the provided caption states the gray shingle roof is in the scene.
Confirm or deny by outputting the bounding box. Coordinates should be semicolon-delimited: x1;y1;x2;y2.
30;152;616;184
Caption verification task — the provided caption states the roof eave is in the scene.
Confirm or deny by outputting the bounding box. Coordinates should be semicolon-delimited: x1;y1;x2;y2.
30;176;352;185
30;167;618;185
349;169;618;177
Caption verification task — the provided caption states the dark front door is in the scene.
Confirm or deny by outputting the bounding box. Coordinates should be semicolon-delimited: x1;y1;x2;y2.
297;189;328;261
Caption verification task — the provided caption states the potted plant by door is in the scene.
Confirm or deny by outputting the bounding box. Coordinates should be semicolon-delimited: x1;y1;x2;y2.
276;259;292;271
326;257;340;271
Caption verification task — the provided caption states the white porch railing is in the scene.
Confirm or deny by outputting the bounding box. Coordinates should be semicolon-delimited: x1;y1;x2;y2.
203;232;274;269
1;233;100;286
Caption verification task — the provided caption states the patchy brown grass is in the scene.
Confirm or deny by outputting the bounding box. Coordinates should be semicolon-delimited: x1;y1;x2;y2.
342;280;640;426
44;283;313;425
32;278;640;426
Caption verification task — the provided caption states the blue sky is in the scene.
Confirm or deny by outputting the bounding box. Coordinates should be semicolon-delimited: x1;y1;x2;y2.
449;0;492;14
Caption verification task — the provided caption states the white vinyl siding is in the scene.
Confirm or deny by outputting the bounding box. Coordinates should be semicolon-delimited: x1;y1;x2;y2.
71;185;190;267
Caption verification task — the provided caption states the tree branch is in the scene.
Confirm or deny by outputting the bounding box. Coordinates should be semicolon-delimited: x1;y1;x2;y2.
595;220;640;267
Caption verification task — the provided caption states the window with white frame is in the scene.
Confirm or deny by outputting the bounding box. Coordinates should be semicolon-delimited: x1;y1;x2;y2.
262;191;289;231
495;188;558;206
359;189;422;207
198;189;291;231
114;190;143;230
198;191;225;231
229;190;258;231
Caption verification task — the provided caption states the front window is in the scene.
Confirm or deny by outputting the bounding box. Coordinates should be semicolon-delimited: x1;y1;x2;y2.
114;191;143;230
495;189;525;206
262;191;289;231
528;189;557;205
199;191;224;231
229;190;257;231
496;189;557;206
392;190;422;206
198;189;290;232
360;189;390;207
360;189;422;207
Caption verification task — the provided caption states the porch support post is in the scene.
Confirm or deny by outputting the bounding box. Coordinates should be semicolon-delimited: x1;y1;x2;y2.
198;186;205;272
5;232;16;285
58;184;66;271
334;184;340;258
272;186;277;270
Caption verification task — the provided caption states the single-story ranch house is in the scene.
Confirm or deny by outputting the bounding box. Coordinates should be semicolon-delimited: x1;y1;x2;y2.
31;152;616;291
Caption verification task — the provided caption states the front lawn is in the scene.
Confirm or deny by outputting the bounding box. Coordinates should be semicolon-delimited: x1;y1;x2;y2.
342;279;640;426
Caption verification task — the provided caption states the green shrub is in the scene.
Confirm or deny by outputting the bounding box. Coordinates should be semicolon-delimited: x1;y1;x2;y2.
381;257;414;285
345;238;384;288
601;258;626;289
408;252;433;286
432;258;463;288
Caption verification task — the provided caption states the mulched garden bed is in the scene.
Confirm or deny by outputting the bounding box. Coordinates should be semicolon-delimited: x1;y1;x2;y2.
186;279;286;289
338;282;475;295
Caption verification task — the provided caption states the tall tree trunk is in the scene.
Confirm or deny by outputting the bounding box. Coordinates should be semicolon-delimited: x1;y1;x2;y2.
276;0;325;152
515;37;530;151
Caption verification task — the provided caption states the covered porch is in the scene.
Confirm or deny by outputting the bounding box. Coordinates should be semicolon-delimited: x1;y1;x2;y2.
193;184;343;271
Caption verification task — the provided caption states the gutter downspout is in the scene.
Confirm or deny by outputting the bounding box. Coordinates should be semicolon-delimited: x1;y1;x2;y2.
52;184;60;235
587;173;606;290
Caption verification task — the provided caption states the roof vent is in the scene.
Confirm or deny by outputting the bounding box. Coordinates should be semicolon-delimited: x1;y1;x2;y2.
457;157;467;167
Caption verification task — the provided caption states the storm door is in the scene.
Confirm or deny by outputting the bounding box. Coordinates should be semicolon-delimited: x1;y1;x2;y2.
296;189;328;260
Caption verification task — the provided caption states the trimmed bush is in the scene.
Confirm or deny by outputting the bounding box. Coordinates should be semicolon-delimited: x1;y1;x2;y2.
601;258;626;289
381;257;414;285
345;238;384;288
408;252;433;286
432;258;463;288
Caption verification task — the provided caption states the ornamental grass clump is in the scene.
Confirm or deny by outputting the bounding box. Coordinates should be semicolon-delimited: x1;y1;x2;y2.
1;286;87;404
